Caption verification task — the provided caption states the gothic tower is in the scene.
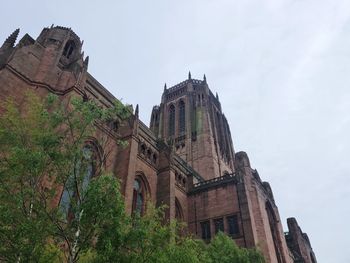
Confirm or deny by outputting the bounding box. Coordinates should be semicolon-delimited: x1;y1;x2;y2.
0;25;88;103
150;73;235;180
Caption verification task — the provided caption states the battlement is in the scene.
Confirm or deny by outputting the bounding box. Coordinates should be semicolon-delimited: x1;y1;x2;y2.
166;78;205;93
50;25;81;42
166;80;189;93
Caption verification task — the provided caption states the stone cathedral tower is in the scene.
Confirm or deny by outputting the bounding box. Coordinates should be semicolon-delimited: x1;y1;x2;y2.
150;73;235;180
0;26;317;263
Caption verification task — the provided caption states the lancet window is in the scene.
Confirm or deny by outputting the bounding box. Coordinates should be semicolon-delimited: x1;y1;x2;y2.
59;144;96;219
179;100;185;134
168;104;175;136
63;40;75;59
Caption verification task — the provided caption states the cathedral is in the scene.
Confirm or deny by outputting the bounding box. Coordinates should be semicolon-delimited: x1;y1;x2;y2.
0;26;317;263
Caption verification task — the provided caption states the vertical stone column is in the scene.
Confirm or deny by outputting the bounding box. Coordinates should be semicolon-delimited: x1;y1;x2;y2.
156;168;175;221
122;136;139;215
235;152;258;248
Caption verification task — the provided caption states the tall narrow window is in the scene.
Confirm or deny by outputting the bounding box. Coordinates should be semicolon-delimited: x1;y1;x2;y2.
132;175;149;215
59;145;95;218
201;221;211;240
168;104;175;136
175;198;183;221
132;178;145;215
63;40;75;59
227;215;239;236
81;146;94;193
214;218;224;234
179;100;185;134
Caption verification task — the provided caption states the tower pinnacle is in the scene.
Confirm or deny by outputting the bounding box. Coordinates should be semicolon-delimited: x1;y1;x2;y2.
135;104;139;118
83;56;89;69
1;28;20;49
188;71;191;80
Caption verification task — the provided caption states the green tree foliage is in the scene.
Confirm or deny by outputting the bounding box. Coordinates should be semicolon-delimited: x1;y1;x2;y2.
207;232;265;263
0;92;265;263
0;92;129;262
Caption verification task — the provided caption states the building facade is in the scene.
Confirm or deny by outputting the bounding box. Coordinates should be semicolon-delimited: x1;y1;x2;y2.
0;26;317;263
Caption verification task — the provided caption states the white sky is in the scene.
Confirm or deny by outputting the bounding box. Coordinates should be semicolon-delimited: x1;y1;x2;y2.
2;1;350;262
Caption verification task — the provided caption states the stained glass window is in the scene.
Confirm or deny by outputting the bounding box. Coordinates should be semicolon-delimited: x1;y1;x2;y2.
59;145;95;219
133;179;144;214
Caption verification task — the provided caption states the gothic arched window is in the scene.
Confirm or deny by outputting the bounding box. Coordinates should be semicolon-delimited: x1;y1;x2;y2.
179;100;185;134
168;104;175;136
132;178;145;215
59;145;96;219
63;40;75;59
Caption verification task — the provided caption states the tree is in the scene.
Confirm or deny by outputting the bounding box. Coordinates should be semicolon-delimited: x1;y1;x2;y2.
0;91;265;263
0;91;129;262
207;232;265;263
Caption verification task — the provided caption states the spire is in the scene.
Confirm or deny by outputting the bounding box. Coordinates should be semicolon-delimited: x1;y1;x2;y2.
164;83;167;91
1;28;20;49
203;74;207;83
83;56;89;69
188;71;192;80
216;92;219;100
135;104;139;118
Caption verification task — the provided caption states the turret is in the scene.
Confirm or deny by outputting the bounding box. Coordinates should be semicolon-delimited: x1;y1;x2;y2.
0;26;88;93
35;25;84;69
150;105;161;137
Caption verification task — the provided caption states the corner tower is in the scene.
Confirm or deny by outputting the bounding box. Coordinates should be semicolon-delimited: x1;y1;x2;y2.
150;73;235;180
0;25;88;101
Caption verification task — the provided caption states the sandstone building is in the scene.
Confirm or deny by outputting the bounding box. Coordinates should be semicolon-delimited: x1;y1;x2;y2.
0;26;317;263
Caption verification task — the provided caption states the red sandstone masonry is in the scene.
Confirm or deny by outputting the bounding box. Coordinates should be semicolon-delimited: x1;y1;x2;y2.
0;26;315;263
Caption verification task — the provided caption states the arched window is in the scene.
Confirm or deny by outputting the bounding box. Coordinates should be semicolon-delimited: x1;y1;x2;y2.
168;104;175;136
132;176;149;215
81;145;94;192
59;145;96;218
63;40;75;59
132;179;144;214
175;198;184;221
179;100;185;134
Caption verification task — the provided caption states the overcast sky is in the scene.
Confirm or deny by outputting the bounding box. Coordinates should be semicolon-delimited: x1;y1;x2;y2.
2;1;350;262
